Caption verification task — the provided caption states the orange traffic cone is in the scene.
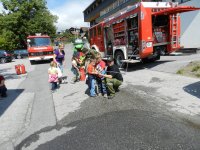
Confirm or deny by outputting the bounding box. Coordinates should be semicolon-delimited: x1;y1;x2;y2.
20;64;26;74
15;65;21;75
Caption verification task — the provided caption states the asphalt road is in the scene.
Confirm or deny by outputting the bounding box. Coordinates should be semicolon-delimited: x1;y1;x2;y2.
14;45;200;150
19;61;57;131
16;86;200;150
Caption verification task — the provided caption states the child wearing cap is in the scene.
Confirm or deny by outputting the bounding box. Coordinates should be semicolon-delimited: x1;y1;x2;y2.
96;53;107;98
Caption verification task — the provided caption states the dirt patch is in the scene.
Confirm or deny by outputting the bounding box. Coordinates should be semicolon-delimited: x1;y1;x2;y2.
177;61;200;78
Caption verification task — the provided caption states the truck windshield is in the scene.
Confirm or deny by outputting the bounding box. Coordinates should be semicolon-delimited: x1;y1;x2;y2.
29;38;51;47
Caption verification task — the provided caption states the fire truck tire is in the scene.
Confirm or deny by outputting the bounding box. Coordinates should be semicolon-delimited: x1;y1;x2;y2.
114;51;125;68
141;58;150;63
142;54;160;63
30;60;35;65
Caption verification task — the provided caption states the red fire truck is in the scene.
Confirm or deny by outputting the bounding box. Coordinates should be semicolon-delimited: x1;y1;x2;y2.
27;34;54;64
89;2;200;67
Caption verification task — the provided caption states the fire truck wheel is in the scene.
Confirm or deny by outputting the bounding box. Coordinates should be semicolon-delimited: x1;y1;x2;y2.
141;58;150;63
115;51;125;68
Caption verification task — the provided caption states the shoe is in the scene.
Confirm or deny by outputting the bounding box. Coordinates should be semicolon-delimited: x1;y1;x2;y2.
51;89;56;93
108;95;115;99
70;80;76;84
90;95;97;98
103;94;108;98
1;94;7;98
114;88;120;92
59;79;62;84
97;93;103;97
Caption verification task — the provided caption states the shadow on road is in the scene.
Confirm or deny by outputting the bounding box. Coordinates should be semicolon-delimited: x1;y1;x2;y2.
120;60;175;72
0;68;25;80
31;60;51;65
0;89;24;117
183;81;200;99
35;109;200;150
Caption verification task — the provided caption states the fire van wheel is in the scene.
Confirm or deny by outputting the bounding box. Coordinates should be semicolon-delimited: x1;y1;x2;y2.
115;51;125;68
0;58;6;64
17;55;22;59
30;60;35;65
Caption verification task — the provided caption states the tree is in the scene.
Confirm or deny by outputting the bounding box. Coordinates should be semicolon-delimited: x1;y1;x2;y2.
0;0;58;50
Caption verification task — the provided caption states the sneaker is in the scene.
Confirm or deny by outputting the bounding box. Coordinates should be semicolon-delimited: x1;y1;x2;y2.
114;88;120;92
51;89;56;93
90;95;97;98
97;93;103;97
103;94;108;98
59;79;62;84
108;95;115;99
70;80;76;84
1;94;7;98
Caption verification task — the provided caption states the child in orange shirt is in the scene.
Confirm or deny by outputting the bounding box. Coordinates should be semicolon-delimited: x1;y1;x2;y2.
87;59;98;97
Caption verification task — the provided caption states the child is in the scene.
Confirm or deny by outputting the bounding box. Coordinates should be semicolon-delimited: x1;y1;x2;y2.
71;56;80;83
96;53;107;98
48;61;58;91
0;74;7;98
87;58;98;97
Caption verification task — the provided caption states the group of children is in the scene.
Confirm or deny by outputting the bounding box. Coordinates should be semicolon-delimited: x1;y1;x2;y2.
71;51;123;99
48;44;122;98
87;53;108;97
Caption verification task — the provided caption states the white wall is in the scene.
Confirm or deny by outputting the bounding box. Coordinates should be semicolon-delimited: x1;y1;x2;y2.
180;0;200;48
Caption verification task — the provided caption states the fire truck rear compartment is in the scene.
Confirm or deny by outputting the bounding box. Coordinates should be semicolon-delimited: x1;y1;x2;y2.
152;15;169;56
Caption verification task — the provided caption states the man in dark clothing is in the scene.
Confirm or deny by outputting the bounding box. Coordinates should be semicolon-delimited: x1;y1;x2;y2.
104;58;123;99
0;74;7;98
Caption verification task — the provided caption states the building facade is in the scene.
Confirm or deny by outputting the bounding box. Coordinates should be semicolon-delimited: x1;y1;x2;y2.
84;0;200;48
84;0;148;26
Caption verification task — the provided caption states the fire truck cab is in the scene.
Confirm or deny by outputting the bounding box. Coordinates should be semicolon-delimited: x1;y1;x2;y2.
89;2;199;67
27;34;54;65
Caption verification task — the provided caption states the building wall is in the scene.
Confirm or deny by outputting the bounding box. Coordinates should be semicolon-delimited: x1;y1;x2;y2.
162;0;200;48
84;0;142;26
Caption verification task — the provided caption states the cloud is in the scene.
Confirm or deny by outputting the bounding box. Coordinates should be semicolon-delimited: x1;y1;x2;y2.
49;0;93;31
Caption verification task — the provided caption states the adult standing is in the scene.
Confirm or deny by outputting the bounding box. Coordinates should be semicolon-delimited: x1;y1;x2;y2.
103;58;123;99
0;74;7;98
53;45;65;73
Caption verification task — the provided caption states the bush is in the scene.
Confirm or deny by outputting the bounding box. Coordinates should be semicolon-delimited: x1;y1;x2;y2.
192;65;200;72
177;69;184;75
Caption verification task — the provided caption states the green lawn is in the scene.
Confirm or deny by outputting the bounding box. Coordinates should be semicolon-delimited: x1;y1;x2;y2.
177;61;200;78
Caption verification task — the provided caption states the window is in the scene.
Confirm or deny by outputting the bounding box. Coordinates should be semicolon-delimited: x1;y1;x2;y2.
181;0;191;3
29;38;50;47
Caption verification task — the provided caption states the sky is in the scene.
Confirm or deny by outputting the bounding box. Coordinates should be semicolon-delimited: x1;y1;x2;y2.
47;0;94;31
0;0;94;31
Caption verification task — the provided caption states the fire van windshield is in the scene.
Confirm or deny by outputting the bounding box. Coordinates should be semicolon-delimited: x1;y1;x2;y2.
29;38;51;47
